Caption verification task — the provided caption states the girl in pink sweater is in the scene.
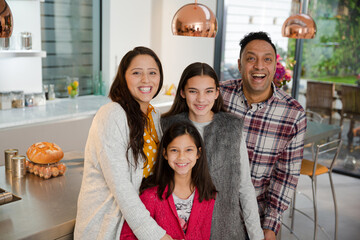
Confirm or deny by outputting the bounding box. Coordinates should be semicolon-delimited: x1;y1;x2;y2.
120;121;217;240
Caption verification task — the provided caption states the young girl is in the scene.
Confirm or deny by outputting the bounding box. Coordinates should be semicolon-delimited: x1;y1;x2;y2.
161;62;264;240
74;47;173;240
120;121;217;240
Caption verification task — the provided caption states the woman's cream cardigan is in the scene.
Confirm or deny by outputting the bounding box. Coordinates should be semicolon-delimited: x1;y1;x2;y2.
74;102;165;240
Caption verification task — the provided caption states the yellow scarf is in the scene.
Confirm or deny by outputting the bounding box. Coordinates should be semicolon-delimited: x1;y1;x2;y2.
143;104;159;178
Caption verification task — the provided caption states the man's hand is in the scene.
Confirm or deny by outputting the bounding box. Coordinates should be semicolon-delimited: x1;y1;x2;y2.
263;229;276;240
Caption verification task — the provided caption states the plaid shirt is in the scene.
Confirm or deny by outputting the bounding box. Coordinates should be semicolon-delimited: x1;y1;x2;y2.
220;79;307;233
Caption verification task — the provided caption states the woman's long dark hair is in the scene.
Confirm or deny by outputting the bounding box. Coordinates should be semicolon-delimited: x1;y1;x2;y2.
162;62;226;118
109;46;163;167
140;121;217;202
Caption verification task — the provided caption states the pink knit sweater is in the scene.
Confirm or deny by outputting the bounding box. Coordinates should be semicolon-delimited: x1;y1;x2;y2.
120;186;215;240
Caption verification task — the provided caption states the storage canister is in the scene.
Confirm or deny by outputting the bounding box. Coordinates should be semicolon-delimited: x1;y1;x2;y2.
0;37;10;50
48;84;55;100
25;93;34;107
33;92;46;106
11;91;25;108
5;149;18;172
21;32;32;50
0;92;12;110
12;155;27;178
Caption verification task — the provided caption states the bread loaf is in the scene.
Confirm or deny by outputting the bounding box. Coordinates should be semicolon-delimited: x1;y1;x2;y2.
26;142;64;164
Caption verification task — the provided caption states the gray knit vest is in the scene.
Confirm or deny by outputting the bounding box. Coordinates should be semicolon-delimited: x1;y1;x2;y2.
161;112;247;239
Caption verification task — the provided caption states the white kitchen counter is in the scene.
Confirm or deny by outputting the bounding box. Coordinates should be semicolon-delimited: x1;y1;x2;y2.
0;95;174;130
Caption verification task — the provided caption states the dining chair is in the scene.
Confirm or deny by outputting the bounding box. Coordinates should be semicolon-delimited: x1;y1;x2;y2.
305;110;324;159
290;138;342;240
306;110;323;123
306;81;336;124
339;85;360;150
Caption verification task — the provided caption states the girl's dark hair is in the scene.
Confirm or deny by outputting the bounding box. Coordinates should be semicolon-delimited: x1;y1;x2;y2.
162;62;226;118
109;46;163;167
140;121;217;202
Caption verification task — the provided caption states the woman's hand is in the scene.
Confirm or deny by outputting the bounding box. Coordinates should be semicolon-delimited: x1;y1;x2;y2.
263;229;276;240
160;234;174;240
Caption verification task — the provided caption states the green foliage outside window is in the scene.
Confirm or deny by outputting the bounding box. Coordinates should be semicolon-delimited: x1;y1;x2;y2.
287;0;360;85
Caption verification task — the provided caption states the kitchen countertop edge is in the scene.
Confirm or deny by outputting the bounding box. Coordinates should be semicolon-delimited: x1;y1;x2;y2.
0;95;174;130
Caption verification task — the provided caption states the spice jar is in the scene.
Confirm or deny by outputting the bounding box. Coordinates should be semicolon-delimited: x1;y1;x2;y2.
5;149;18;172
43;84;49;100
21;32;32;50
33;92;46;106
48;84;55;100
0;92;12;110
11;91;25;108
12;155;26;178
25;93;35;107
0;37;10;50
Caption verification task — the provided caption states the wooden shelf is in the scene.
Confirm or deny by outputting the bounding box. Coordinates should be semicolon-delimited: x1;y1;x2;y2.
0;50;46;58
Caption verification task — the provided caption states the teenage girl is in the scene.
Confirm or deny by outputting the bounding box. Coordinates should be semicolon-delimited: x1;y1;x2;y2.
120;121;217;240
161;62;264;239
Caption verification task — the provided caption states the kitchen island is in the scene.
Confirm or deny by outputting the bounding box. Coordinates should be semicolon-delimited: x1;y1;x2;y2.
0;154;84;240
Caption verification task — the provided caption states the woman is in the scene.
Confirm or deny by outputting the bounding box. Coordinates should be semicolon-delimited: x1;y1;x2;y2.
74;47;172;240
161;62;264;240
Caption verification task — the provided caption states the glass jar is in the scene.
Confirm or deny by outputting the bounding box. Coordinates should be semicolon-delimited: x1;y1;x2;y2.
0;92;12;110
21;32;32;50
43;84;49;100
67;77;79;98
33;92;46;106
48;84;55;100
11;91;25;108
25;93;34;107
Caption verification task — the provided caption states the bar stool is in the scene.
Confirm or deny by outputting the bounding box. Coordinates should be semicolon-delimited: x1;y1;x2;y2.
305;110;324;159
290;138;342;240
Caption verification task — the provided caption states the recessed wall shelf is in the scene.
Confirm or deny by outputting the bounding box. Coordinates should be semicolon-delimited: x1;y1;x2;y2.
0;50;46;58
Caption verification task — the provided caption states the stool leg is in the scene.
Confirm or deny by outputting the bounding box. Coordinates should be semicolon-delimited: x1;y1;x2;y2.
329;172;338;240
348;119;355;151
290;189;296;232
311;176;318;240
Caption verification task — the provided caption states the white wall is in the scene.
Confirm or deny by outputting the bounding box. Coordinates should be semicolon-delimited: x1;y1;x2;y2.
151;0;217;86
0;0;43;93
102;0;153;90
102;0;217;90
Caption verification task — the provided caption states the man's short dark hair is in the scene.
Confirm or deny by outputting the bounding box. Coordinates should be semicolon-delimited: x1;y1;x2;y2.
239;31;277;58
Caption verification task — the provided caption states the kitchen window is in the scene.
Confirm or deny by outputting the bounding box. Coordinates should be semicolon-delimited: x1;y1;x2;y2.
41;0;101;98
215;0;292;82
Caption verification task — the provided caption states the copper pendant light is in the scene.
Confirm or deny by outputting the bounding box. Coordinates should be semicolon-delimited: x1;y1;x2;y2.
282;0;316;39
0;0;13;38
172;0;217;38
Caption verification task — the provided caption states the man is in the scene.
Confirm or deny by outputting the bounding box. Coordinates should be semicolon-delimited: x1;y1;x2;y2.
220;32;307;240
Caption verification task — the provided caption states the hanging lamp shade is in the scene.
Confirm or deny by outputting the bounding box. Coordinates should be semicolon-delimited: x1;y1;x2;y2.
282;0;316;39
0;0;13;38
172;1;217;38
282;13;316;39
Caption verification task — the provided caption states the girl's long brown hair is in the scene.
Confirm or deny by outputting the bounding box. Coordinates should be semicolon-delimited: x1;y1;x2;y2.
140;121;217;202
109;46;163;167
